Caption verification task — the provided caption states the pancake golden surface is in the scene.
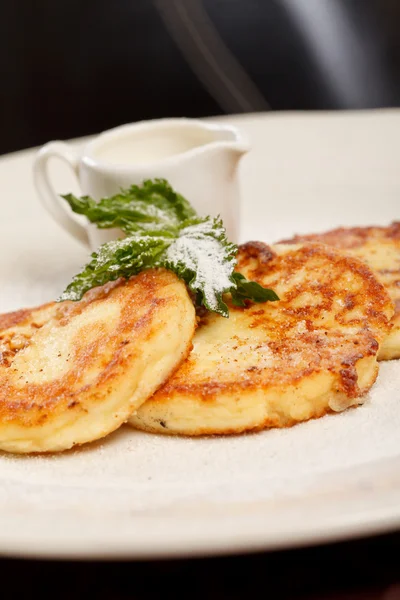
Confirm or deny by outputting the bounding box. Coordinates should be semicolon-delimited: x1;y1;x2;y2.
281;223;400;360
0;269;195;453
130;242;393;436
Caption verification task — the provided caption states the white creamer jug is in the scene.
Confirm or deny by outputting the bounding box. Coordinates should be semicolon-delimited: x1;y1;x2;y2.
33;118;249;249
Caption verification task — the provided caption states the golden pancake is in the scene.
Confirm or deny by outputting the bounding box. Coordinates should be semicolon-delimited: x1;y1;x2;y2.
281;223;400;359
0;269;195;453
129;242;393;436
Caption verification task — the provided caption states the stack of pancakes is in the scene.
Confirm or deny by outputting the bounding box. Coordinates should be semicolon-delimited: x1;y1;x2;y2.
0;223;398;453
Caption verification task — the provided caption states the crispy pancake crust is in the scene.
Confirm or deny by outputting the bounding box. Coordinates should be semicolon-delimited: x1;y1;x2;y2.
281;223;400;359
0;270;195;453
130;243;393;436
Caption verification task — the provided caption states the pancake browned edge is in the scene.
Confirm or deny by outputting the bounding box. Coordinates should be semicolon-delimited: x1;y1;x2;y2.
280;222;400;360
0;269;195;453
129;242;393;436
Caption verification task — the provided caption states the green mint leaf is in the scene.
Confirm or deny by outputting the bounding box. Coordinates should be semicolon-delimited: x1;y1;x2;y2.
62;178;195;236
230;272;279;307
59;234;171;301
59;180;279;315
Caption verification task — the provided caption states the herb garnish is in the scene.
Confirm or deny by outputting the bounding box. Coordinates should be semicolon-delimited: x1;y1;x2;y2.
60;179;279;317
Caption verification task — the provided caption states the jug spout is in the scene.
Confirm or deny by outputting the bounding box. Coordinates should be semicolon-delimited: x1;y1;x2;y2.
206;124;250;181
169;121;250;242
206;122;250;157
205;123;250;184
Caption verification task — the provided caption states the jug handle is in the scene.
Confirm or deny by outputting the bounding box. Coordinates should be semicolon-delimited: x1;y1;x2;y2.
33;141;90;247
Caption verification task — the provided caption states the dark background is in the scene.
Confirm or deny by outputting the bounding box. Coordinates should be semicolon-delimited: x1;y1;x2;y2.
1;531;400;599
1;1;400;597
1;0;399;155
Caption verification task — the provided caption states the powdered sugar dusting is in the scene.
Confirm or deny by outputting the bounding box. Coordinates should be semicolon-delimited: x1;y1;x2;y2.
96;234;170;264
166;219;234;310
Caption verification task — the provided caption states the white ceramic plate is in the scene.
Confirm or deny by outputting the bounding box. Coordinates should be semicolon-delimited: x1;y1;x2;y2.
0;110;399;559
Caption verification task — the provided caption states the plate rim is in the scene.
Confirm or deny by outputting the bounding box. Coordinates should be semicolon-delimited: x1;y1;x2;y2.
1;110;400;559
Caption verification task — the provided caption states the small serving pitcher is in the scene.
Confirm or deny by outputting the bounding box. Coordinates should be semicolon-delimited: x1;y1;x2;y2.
33;118;249;249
